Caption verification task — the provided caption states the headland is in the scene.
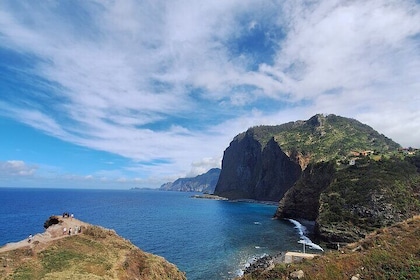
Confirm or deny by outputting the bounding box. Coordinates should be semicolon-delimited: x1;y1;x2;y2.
0;215;186;280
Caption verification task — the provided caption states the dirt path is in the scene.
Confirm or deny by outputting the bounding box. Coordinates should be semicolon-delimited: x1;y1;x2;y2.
0;215;90;253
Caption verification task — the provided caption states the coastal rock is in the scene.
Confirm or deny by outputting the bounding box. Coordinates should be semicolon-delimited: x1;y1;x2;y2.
0;216;186;280
274;161;336;220
214;129;263;200
238;216;420;280
255;138;302;201
160;168;220;193
214;114;400;202
315;156;420;243
214;132;301;201
243;253;285;275
290;269;305;279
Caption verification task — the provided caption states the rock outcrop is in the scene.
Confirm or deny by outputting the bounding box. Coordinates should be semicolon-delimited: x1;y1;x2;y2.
275;156;420;243
214;114;400;201
255;138;302;201
274;161;336;220
239;216;420;280
214;131;301;201
0;216;186;280
214;113;419;244
160;168;220;193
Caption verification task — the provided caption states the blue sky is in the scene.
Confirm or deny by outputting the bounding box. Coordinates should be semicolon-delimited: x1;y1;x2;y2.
1;0;419;189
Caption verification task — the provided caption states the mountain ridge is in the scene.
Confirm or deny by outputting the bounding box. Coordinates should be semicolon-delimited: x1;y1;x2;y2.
214;114;400;201
214;113;419;245
160;168;220;193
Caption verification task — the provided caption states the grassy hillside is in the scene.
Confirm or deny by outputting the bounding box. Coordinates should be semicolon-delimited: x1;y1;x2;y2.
239;216;420;280
0;219;186;280
241;114;400;164
317;155;420;242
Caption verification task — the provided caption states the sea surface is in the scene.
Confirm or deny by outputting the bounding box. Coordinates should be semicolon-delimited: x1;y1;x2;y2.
0;188;315;279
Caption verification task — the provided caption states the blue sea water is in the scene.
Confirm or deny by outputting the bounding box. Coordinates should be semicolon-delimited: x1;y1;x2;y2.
0;188;309;279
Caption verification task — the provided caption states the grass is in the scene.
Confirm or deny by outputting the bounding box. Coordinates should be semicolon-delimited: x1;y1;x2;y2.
1;224;186;280
239;216;420;280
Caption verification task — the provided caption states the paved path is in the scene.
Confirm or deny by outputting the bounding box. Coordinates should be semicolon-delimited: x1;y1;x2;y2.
0;215;90;253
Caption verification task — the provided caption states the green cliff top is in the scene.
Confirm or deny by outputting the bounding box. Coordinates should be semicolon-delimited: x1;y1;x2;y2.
238;114;400;164
0;216;186;280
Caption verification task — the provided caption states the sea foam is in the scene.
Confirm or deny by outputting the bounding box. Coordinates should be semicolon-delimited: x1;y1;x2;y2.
287;219;324;251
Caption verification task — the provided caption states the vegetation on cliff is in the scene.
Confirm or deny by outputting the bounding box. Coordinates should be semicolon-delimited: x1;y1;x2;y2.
214;114;401;201
239;216;420;280
317;155;420;243
0;216;186;280
245;114;400;166
276;155;420;243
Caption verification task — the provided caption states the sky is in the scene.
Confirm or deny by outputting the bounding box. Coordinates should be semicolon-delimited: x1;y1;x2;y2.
0;0;419;189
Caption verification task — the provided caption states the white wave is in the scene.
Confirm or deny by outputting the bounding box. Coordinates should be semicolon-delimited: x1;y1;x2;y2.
287;219;324;252
237;253;268;276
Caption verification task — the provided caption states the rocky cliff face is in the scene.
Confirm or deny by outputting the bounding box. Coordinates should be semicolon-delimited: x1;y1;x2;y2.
274;161;336;220
214;130;301;201
315;156;420;243
214;130;263;199
214;113;418;243
255;138;302;201
214;114;401;202
160;168;220;193
275;156;420;243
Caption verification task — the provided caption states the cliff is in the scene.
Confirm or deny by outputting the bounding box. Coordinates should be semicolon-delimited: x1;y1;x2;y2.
275;161;336;221
160;168;221;193
275;155;420;243
0;216;186;280
240;216;420;280
214;113;419;244
214;132;301;201
214;114;400;201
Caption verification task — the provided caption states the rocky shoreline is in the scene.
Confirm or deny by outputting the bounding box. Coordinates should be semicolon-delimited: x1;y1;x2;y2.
191;194;279;205
243;252;286;274
191;193;228;200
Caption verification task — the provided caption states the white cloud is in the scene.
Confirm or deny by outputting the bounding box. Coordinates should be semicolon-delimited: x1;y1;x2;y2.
0;0;419;188
0;161;37;177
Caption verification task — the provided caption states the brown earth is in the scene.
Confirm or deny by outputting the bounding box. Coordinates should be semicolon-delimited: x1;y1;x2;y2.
239;215;420;280
0;216;186;280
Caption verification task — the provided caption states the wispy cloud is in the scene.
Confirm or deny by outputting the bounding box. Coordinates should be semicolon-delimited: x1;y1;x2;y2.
0;160;37;177
0;0;419;187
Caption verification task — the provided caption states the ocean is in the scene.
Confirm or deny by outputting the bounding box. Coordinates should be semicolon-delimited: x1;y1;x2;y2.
0;188;316;279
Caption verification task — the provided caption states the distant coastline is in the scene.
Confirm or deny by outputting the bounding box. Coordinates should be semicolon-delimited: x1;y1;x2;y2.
129;187;158;191
191;193;228;200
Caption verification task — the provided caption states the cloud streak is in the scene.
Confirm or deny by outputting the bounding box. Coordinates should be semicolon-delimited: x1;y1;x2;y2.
0;0;419;187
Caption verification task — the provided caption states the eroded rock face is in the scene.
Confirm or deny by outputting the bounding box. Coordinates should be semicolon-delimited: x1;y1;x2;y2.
274;161;336;220
255;138;302;201
214;133;301;201
276;157;420;244
214;130;263;200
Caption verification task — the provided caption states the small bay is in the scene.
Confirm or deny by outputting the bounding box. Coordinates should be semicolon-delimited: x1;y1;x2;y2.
0;188;304;279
